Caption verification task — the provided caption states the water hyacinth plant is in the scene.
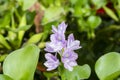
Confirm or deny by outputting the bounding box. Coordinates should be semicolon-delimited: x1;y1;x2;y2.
44;22;81;71
0;0;120;80
43;22;91;80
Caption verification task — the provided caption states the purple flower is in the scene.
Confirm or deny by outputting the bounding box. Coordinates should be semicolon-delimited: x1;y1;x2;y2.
52;22;67;34
51;22;67;46
50;33;66;43
67;34;81;51
44;34;66;52
44;22;67;52
44;41;63;52
62;50;78;71
63;59;77;71
44;22;82;71
44;53;60;71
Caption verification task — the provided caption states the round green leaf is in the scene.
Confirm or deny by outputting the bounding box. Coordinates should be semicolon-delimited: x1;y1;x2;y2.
60;64;91;80
95;52;120;80
3;44;40;80
87;15;101;29
0;74;13;80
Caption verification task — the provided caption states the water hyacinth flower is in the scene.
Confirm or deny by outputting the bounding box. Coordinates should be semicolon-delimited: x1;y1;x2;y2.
44;22;81;71
44;53;60;71
66;33;81;51
52;22;67;34
62;50;78;71
44;22;67;52
44;41;63;52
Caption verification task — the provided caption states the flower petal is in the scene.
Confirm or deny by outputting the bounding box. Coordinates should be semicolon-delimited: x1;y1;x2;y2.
44;42;63;52
44;53;59;71
58;22;67;34
52;25;57;33
67;34;82;50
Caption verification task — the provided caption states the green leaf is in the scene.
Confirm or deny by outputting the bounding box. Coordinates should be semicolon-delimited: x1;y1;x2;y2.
0;54;8;62
26;33;43;44
17;0;37;10
91;0;107;9
42;6;65;25
38;42;45;48
23;0;37;10
3;44;40;80
0;74;13;80
18;14;26;48
78;18;88;32
73;7;83;17
60;64;91;80
16;25;32;32
43;72;59;79
87;15;101;29
73;0;91;17
70;0;78;5
0;13;11;28
0;34;11;50
103;6;119;21
95;52;120;80
0;44;4;48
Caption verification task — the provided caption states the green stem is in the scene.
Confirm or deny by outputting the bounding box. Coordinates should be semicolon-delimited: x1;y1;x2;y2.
47;77;50;80
14;9;21;22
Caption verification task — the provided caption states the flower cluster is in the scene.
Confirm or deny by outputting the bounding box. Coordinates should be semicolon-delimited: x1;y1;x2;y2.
44;22;81;71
